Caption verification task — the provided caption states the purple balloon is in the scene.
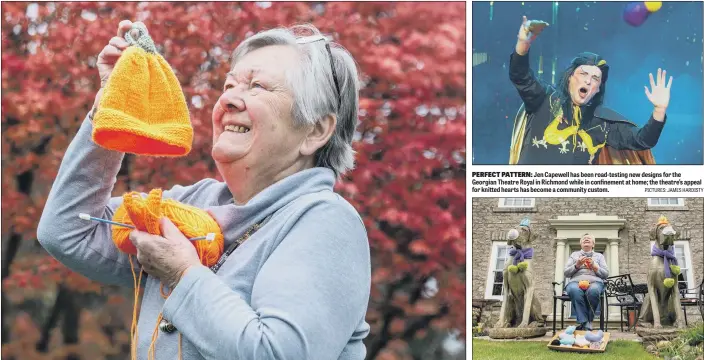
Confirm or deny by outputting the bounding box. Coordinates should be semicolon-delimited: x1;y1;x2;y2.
623;2;649;27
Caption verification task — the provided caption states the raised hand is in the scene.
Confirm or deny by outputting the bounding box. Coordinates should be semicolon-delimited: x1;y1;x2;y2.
517;16;549;43
97;20;143;88
645;68;673;111
516;16;549;55
90;20;145;120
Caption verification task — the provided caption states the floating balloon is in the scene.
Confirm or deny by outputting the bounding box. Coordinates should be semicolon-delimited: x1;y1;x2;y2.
645;1;662;12
623;2;649;27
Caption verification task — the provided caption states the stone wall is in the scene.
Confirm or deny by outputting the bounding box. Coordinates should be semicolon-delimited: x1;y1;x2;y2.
472;197;703;325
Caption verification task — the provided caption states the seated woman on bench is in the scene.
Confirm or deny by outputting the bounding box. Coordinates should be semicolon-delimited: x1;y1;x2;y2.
563;234;609;330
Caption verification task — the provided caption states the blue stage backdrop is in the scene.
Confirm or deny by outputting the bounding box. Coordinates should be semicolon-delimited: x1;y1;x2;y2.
472;1;703;165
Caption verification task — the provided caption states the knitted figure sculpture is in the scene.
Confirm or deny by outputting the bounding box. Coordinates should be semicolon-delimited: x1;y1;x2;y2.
584;330;604;342
92;22;193;156
574;335;590;347
555;329;604;349
558;332;572;339
565;325;577;335
559;336;575;345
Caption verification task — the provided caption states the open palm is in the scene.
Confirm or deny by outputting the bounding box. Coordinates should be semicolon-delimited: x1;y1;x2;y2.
645;68;673;109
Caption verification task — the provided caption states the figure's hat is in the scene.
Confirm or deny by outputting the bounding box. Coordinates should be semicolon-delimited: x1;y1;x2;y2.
92;22;193;156
519;217;531;227
657;215;669;225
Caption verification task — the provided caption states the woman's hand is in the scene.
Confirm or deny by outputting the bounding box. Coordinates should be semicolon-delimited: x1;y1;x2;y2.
129;217;202;289
97;20;140;87
91;20;142;117
590;261;599;272
575;256;586;268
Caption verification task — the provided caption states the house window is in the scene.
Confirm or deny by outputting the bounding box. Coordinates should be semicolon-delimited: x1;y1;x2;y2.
674;242;694;296
498;198;535;208
647;198;685;207
485;242;509;300
650;240;694;297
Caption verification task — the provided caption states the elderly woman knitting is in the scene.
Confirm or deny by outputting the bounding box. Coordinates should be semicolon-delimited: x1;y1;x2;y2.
37;20;370;360
563;233;609;331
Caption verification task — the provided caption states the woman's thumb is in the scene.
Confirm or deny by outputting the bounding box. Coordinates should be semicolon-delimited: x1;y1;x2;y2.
160;217;186;241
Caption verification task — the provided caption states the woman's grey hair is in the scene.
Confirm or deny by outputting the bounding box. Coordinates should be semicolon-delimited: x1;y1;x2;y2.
230;24;360;178
581;233;595;243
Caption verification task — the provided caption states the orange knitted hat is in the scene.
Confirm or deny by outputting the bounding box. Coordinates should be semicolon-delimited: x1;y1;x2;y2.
92;22;193;156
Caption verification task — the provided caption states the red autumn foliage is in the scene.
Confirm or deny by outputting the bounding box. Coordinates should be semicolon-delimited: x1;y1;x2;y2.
1;2;465;359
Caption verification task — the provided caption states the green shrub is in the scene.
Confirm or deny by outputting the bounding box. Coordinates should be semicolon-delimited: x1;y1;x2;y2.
657;322;704;360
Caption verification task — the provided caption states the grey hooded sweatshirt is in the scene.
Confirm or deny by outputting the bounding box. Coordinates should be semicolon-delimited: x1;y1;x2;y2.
37;117;371;360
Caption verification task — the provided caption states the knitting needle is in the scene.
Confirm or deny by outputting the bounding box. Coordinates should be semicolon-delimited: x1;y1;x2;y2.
78;213;215;241
189;233;216;241
79;213;136;228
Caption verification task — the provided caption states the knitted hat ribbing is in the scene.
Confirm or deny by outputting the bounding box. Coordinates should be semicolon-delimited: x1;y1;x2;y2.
92;23;193;156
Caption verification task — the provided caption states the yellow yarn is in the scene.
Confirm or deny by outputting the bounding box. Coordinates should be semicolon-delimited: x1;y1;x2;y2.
92;45;193;156
160;199;225;266
111;189;224;266
112;204;138;255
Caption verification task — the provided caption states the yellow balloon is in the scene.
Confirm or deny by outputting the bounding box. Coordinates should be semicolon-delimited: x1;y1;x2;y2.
645;1;662;12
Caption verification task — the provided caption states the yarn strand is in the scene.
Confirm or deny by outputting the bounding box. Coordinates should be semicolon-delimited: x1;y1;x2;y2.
128;255;144;360
129;255;137;360
148;313;163;360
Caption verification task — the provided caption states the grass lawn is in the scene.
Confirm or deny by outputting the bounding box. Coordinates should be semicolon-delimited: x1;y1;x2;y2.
472;339;658;360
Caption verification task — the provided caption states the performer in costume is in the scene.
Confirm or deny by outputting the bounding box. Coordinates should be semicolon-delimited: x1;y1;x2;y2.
508;16;674;165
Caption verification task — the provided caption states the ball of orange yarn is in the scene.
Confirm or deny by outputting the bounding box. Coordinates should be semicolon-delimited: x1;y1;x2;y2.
111;188;224;267
578;280;590;290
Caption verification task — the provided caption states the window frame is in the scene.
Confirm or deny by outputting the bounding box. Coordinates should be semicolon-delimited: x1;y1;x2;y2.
484;241;509;300
647;198;685;207
497;198;535;208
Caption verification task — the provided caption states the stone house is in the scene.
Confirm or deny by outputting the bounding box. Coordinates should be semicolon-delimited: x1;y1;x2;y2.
472;197;704;329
